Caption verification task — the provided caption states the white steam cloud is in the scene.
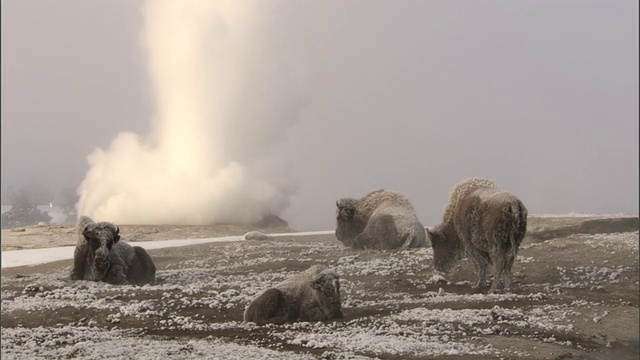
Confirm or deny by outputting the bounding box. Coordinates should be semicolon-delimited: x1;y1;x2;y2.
77;0;305;225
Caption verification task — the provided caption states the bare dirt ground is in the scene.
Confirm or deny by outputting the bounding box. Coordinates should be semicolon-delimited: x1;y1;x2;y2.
0;218;293;251
1;215;638;359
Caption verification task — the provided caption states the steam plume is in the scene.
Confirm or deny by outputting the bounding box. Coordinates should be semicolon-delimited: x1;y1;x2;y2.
77;0;303;225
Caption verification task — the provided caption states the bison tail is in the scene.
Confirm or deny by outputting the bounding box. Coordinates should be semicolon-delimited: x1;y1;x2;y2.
507;201;528;258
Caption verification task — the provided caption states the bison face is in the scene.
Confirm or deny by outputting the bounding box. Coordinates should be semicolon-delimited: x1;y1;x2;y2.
311;271;342;318
337;207;354;221
82;222;120;275
335;199;356;221
427;227;458;273
334;198;363;243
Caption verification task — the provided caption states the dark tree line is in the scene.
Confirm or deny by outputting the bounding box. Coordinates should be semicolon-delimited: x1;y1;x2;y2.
1;184;79;229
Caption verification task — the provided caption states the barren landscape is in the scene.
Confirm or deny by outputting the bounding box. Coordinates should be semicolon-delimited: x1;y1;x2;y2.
1;215;638;359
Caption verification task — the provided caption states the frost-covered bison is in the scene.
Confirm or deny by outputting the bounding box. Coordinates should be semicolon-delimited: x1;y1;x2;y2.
335;189;427;250
427;177;528;293
69;216;156;285
244;265;343;325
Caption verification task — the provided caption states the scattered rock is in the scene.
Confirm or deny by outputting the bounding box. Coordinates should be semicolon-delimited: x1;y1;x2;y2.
243;231;274;241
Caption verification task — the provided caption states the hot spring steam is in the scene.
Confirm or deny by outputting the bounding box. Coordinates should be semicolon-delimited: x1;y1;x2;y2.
77;0;304;225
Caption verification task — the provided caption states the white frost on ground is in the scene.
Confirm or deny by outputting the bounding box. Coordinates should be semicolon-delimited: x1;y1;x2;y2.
578;231;639;252
2;226;638;359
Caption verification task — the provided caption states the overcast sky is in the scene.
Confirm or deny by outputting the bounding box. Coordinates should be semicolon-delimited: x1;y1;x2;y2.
2;0;638;230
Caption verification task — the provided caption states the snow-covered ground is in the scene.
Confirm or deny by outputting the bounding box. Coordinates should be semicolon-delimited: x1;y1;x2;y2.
2;217;638;359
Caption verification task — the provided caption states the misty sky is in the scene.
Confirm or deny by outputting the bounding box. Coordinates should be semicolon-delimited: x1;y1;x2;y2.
2;0;638;230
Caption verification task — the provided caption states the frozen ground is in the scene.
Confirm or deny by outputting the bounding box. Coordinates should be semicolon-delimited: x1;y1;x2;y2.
1;215;638;359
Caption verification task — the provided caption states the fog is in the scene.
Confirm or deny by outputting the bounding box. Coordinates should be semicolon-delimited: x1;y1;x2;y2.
2;0;638;230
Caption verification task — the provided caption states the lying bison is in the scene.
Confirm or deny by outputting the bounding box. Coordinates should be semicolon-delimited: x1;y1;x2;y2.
69;216;156;285
244;265;343;325
427;177;528;293
335;189;427;250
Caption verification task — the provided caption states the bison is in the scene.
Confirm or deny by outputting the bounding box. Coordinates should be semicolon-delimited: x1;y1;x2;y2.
335;189;427;250
244;265;342;325
427;177;527;293
70;216;156;285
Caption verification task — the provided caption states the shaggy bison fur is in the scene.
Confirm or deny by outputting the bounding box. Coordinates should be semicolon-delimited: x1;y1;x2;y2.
427;177;528;293
335;189;427;250
243;265;343;325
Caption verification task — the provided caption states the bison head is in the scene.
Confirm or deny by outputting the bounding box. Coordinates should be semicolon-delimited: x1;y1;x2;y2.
334;198;364;244
426;226;460;273
311;270;342;319
82;222;120;277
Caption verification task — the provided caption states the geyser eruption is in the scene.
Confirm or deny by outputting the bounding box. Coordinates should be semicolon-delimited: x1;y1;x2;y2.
77;0;305;225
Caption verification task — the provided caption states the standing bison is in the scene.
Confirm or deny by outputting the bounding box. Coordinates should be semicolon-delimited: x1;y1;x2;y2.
335;189;427;250
427;177;527;293
70;216;156;285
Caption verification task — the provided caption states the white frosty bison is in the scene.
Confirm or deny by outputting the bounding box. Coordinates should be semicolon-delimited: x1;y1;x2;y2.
427;177;528;293
243;265;343;325
335;189;427;250
69;216;156;285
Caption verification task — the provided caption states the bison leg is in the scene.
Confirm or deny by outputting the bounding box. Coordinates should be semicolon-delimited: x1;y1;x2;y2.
489;239;517;293
357;214;398;250
489;260;504;294
506;252;516;291
104;264;128;285
466;246;491;290
500;247;517;293
352;233;370;249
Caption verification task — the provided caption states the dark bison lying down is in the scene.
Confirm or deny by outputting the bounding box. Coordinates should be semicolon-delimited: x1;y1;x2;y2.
70;216;156;285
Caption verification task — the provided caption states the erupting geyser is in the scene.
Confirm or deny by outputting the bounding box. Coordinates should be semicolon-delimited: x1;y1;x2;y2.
77;0;304;225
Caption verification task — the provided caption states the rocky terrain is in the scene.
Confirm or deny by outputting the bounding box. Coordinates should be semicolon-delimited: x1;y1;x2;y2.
1;215;638;359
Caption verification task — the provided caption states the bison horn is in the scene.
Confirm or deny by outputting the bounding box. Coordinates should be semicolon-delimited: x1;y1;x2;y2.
336;199;349;209
116;226;120;234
